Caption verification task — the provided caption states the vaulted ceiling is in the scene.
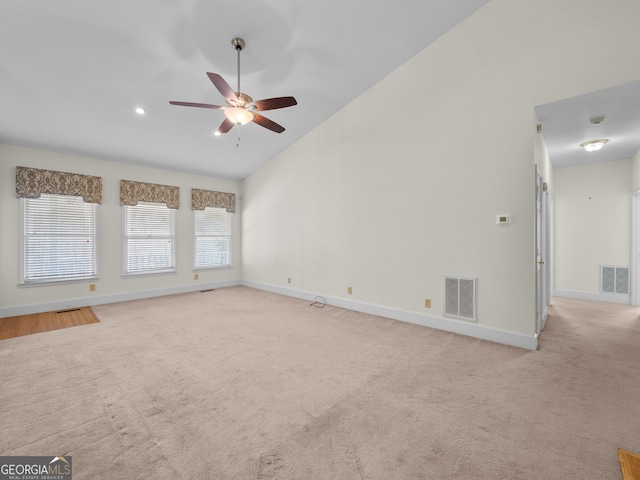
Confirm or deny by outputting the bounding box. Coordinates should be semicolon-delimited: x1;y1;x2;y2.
0;0;490;180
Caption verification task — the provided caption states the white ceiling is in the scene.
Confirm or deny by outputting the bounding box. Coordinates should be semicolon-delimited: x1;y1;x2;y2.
535;80;640;169
0;0;489;181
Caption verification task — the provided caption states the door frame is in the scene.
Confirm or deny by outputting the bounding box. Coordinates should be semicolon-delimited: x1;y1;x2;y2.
632;190;640;306
536;166;550;334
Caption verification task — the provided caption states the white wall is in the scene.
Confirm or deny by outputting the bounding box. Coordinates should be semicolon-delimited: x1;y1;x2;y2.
534;131;553;192
554;159;631;298
241;0;640;346
0;144;241;316
632;148;640;192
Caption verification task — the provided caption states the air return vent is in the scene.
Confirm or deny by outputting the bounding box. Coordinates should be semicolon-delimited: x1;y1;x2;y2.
600;266;629;295
444;276;477;322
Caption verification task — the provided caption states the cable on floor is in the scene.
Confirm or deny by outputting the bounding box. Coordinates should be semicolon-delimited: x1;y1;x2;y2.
310;296;326;308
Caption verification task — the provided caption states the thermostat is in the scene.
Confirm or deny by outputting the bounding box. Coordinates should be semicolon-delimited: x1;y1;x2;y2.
496;214;511;225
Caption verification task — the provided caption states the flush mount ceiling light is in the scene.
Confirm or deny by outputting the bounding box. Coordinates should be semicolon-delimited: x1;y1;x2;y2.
580;139;609;152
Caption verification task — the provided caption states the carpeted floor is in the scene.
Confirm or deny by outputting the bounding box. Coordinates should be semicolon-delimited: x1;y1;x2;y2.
0;286;638;479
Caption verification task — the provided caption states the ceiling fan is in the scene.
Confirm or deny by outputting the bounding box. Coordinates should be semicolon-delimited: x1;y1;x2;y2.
170;37;297;135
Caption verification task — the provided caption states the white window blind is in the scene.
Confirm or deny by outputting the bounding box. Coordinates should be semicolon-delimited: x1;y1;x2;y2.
123;202;176;275
194;207;232;269
23;194;97;283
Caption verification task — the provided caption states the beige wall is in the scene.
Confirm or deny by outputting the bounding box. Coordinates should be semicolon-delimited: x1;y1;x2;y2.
0;144;241;315
241;0;640;338
554;159;631;295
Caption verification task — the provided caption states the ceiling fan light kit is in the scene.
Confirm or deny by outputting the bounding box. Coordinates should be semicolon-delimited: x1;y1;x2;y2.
225;106;254;126
170;37;297;136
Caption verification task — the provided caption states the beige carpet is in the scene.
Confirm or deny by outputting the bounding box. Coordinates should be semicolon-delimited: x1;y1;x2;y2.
1;287;639;479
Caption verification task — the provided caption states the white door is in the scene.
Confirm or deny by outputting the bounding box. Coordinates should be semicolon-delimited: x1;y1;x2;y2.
536;168;549;334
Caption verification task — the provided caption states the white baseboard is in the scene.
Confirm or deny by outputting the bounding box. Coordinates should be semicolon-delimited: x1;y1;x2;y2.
0;279;241;318
242;280;538;351
554;290;631;305
2;278;540;351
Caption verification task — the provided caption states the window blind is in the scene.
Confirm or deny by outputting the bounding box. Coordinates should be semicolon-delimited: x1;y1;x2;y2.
194;207;232;268
23;194;97;282
123;202;176;274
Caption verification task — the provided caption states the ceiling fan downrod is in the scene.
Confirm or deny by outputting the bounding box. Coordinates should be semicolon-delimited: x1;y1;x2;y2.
231;37;245;95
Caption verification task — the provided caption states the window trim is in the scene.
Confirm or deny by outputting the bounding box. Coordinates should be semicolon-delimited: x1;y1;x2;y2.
20;195;99;285
193;206;233;271
122;201;177;277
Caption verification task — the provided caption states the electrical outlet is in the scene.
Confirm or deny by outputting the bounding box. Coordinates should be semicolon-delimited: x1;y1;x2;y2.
348;286;353;295
89;283;96;292
288;277;291;284
425;298;432;308
194;273;199;280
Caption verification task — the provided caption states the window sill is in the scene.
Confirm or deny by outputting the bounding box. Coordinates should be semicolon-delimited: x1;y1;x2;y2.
20;276;100;288
122;269;177;278
193;265;233;271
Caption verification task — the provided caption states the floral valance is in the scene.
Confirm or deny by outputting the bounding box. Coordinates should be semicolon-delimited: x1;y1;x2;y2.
191;189;236;213
16;166;102;204
120;180;180;209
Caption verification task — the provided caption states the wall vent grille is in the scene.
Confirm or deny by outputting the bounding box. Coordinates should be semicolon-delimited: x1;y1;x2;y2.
601;266;629;295
444;276;477;322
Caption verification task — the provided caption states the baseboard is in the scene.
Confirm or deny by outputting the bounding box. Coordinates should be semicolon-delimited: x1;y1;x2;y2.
0;279;242;318
242;280;538;350
2;278;539;350
554;290;631;305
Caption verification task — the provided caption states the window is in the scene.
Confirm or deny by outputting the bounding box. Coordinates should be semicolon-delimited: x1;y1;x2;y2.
123;202;176;275
194;207;232;269
22;194;98;283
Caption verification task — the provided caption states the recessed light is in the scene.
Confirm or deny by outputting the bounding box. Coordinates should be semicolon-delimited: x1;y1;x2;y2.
135;107;145;115
213;130;221;137
580;139;608;152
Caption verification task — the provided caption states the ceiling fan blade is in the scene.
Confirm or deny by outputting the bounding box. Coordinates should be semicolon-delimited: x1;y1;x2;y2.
217;117;235;134
169;101;224;109
207;73;238;103
252;113;285;133
252;96;298;111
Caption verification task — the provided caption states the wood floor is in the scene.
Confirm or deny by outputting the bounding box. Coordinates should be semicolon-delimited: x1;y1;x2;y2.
619;449;640;480
0;307;100;340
